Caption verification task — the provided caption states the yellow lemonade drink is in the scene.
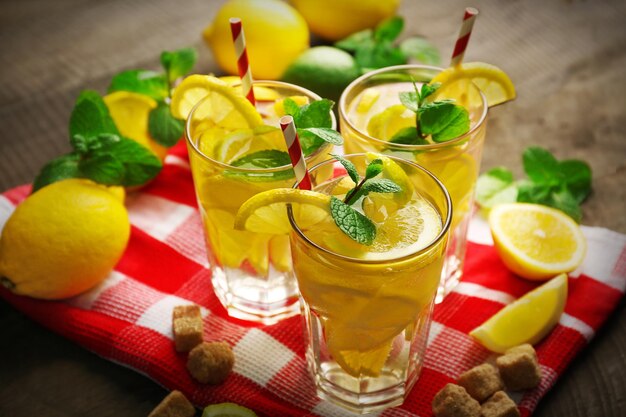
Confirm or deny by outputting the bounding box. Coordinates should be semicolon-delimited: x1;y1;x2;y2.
289;154;451;413
340;65;487;301
185;80;335;324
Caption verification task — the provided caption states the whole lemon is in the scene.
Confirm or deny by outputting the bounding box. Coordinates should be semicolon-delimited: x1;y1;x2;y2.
203;0;309;80
0;179;131;299
290;0;400;41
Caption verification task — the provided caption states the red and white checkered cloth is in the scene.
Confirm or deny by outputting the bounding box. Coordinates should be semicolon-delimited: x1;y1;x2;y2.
1;142;625;417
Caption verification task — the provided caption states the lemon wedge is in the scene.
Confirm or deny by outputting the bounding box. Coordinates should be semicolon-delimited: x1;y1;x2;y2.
103;91;168;161
489;203;586;280
170;74;263;127
202;402;257;417
367;104;416;141
431;62;516;107
470;273;568;353
234;188;331;234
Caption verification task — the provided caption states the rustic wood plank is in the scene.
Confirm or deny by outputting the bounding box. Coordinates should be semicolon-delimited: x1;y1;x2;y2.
0;0;624;416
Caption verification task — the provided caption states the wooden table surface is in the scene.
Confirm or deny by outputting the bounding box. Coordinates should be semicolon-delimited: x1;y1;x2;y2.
1;0;625;416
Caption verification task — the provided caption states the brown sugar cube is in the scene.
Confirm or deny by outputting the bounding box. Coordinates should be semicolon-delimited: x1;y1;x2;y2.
481;391;520;417
458;363;504;402
187;341;235;384
505;344;537;359
148;390;195;417
432;383;481;417
496;345;542;391
172;305;203;352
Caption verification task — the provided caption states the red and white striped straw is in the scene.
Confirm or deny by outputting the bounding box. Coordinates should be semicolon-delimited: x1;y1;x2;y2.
450;7;479;67
280;116;311;190
229;17;256;106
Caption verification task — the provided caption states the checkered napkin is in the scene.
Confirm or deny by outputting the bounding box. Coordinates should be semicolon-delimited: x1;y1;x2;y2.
1;142;625;417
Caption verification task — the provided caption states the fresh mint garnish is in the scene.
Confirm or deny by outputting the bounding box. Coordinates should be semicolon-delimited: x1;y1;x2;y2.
108;70;169;101
33;93;162;192
230;150;291;169
282;98;343;155
397;80;470;143
475;147;592;222
330;196;377;246
388;127;428;146
335;17;441;73
148;102;185;146
328;156;402;245
160;48;198;84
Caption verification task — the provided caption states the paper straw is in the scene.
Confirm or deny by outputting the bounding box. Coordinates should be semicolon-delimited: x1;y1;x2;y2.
450;7;479;67
229;17;256;106
280;116;311;190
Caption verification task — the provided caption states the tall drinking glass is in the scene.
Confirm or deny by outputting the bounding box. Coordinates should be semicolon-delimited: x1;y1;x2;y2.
186;80;335;324
289;154;451;413
340;65;487;301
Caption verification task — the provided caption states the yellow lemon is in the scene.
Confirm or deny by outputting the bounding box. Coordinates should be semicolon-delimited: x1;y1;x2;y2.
203;0;309;80
489;203;586;280
0;179;130;299
470;273;568;352
290;0;400;41
103;91;169;161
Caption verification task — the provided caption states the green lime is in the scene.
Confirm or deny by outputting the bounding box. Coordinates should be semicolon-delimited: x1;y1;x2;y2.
281;46;360;101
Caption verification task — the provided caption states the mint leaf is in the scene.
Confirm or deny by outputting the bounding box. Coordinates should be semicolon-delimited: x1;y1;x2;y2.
399;91;419;112
295;99;333;128
148;102;184;147
558;159;592;203
330;196;376;245
355;42;406;71
108;70;169;101
374;17;403;43
365;159;383;179
419;102;470;142
388;127;427;145
417;99;456;113
331;154;360;184
548;187;582;223
230;150;291;169
522;147;559;185
78;153;125;185
399;37;441;66
32;154;81;192
362;178;401;194
420;83;440;102
298;127;343;146
70;90;120;140
160;47;197;84
335;29;374;52
517;180;552;203
476;167;518;209
282;97;301;120
95;137;162;186
70;134;90;154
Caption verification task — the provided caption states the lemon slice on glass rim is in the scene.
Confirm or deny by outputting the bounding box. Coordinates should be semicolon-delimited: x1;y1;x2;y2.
431;62;516;107
470;273;568;353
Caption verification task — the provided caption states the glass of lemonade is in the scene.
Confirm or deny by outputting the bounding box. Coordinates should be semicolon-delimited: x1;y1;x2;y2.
339;65;487;301
186;80;335;324
289;154;451;413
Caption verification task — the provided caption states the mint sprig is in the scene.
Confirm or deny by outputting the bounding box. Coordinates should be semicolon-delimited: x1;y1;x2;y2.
475;147;592;222
397;81;470;144
335;16;441;72
33;93;162;192
108;47;198;148
282;98;343;155
328;156;402;245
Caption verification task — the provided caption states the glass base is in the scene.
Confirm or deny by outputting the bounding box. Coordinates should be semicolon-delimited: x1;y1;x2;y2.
211;266;300;325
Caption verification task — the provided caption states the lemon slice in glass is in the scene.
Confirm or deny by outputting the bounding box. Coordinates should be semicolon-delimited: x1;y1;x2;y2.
171;74;263;127
489;203;586;280
234;188;331;234
431;62;516;107
470;273;568;353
